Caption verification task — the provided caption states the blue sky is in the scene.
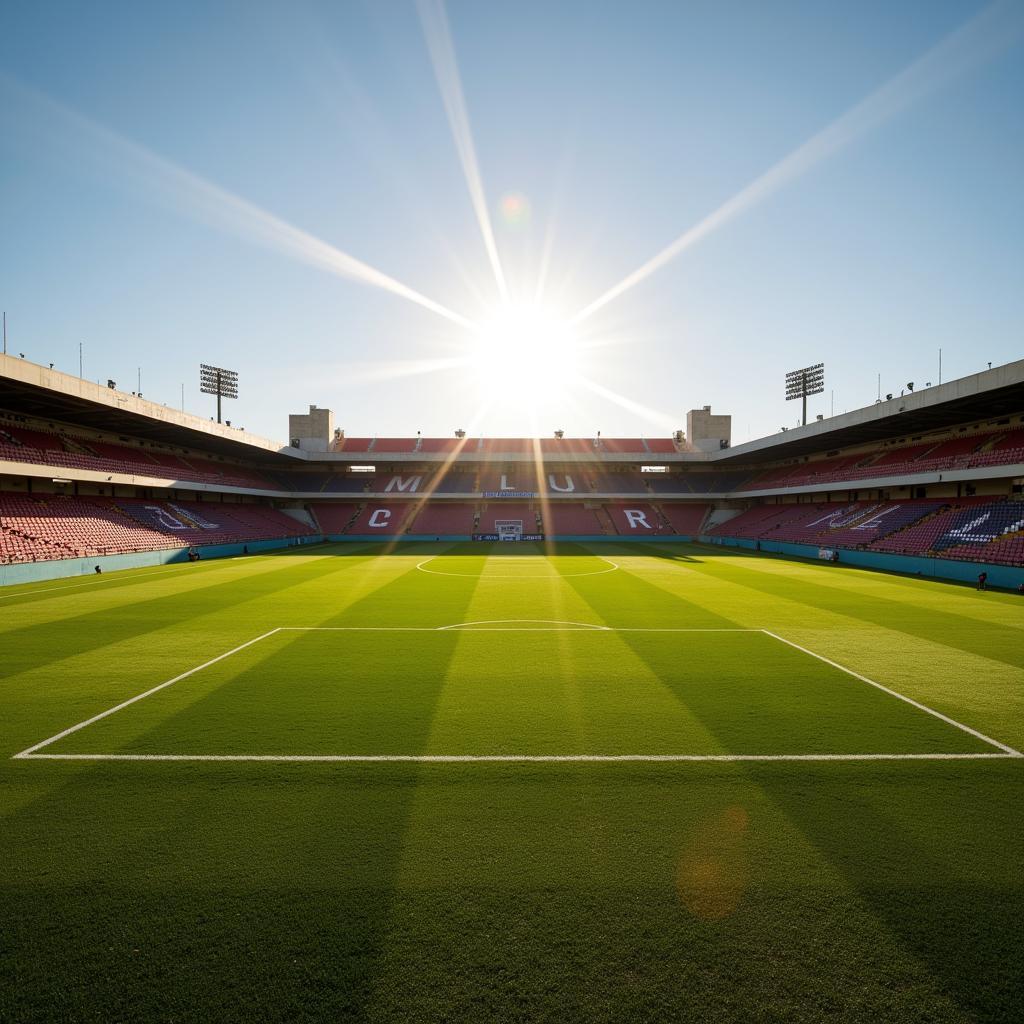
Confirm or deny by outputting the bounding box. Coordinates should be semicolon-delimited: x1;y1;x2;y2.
1;0;1022;444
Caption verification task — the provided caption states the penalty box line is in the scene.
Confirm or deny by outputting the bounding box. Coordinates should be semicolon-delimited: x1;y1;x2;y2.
12;625;1022;762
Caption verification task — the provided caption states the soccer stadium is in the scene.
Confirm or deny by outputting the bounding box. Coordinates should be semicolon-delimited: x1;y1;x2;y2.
2;3;1023;1023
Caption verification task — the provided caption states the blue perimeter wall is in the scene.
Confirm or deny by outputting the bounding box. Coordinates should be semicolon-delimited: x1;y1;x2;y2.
340;533;1024;589
2;532;1020;590
698;535;1024;590
0;535;324;588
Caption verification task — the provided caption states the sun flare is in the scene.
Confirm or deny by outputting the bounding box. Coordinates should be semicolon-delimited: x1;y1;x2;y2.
470;302;580;406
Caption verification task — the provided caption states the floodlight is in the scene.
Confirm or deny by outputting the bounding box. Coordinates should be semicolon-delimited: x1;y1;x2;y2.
784;362;824;425
199;363;239;423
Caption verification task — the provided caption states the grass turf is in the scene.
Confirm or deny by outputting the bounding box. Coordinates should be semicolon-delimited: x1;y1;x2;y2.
1;540;1022;1022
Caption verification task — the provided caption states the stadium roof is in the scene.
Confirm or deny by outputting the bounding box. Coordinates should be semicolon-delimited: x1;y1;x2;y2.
2;353;1022;468
0;353;295;463
715;359;1024;464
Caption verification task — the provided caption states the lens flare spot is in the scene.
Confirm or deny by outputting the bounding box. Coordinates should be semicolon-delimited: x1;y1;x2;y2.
676;807;750;921
498;192;531;228
722;805;749;834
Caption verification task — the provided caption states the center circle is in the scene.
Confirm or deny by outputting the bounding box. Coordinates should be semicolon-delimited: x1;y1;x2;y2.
416;557;619;579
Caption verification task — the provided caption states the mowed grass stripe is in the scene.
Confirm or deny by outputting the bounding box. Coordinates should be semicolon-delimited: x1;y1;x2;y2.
0;547;416;755
40;629;995;759
686;545;1024;668
598;542;1024;750
2;546;1024;1023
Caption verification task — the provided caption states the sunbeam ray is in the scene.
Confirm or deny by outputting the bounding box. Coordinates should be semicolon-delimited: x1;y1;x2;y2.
416;0;508;301
571;0;1024;325
0;73;477;330
576;376;678;432
335;356;471;385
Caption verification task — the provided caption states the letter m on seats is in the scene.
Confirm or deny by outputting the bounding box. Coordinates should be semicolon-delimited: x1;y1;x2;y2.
384;475;422;493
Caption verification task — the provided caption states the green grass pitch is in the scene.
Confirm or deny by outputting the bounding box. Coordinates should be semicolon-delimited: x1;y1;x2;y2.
2;541;1022;1022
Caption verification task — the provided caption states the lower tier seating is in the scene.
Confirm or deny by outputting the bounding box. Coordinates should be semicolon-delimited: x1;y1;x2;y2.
710;496;1024;566
0;494;312;563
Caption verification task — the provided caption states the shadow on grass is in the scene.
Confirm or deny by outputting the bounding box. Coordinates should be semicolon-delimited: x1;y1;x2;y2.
2;563;481;1022
564;561;1022;1020
0;546;381;683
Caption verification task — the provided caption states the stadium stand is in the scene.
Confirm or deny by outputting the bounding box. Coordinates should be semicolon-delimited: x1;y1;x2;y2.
539;437;597;454
371;438;419;452
322;475;373;494
0;493;311;562
657;503;710;535
644;438;679;453
344;503;413;534
0;425;278;490
418;438;468;453
428;471;478;493
308;503;360;535
408;502;477;535
604;503;673;534
335;438;374;452
588;472;648;493
479;438;535;453
542;503;606;535
478;469;541;493
930;499;1024;564
478;503;536;533
599;438;647;454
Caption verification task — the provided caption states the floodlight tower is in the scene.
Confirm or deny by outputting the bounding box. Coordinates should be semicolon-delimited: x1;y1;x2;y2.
785;362;824;426
199;363;239;423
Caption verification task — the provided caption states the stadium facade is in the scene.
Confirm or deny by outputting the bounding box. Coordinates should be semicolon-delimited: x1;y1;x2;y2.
1;352;1022;587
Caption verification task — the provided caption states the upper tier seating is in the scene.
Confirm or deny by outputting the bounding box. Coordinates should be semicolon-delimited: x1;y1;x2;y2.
599;438;647;454
739;427;1024;491
479;438;535;453
429;470;478;493
0;424;278;489
273;473;332;493
418;438;469;453
336;438;374;452
539;438;598;454
478;469;541;493
371;438;419;452
588;472;647;493
645;439;679;453
322;475;374;494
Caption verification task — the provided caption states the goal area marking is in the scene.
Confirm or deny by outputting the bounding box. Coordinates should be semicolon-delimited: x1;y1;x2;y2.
13;624;1021;764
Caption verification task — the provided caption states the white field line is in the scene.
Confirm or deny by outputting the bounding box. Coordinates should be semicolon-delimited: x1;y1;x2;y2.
274;625;761;632
13;629;283;759
18;752;1016;763
761;630;1022;756
415;554;620;579
438;619;610;630
13;625;1022;762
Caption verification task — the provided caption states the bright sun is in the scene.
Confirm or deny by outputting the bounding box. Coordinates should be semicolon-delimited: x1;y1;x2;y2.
470;302;580;406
